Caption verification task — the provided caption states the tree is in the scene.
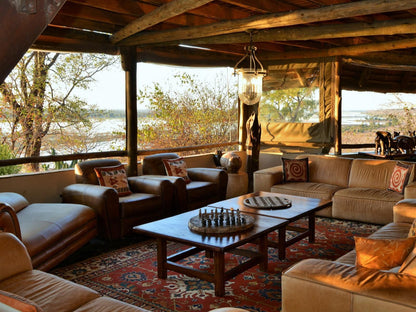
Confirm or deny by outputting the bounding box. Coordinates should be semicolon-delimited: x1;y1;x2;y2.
0;51;117;171
259;88;318;123
0;144;21;175
136;73;238;151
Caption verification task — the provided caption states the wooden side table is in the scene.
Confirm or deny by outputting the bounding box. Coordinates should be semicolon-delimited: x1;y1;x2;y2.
226;171;248;199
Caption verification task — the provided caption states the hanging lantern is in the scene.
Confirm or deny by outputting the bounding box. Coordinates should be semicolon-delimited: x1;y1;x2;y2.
234;35;266;105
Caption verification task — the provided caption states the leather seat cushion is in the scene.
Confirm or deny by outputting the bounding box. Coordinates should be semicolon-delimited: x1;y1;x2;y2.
186;181;217;203
0;270;100;312
118;193;162;218
333;188;403;224
271;182;344;200
73;297;149;312
336;222;411;266
17;203;96;257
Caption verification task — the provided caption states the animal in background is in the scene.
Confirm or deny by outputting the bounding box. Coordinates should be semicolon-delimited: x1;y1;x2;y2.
375;131;392;155
394;132;415;154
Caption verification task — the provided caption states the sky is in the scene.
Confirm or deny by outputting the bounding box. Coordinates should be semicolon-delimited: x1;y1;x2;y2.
83;63;234;111
82;62;415;112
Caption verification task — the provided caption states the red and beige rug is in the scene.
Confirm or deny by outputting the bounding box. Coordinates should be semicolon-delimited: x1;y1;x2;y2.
52;217;380;312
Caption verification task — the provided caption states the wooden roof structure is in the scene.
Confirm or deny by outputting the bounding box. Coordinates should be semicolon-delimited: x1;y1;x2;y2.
2;0;416;92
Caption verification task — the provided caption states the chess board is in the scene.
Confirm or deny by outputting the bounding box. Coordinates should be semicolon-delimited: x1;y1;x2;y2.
188;208;255;234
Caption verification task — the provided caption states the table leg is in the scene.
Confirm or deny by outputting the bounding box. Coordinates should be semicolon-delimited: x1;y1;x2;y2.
157;238;167;279
308;213;316;243
278;226;287;260
258;235;268;271
213;251;225;296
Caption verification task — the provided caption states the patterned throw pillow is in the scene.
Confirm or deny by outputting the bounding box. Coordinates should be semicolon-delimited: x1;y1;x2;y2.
163;157;192;184
94;165;132;196
355;236;416;270
282;158;309;183
0;290;43;312
388;162;412;194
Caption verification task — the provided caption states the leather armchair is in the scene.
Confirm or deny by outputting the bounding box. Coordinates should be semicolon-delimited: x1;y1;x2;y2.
142;153;228;214
62;159;174;240
0;192;97;271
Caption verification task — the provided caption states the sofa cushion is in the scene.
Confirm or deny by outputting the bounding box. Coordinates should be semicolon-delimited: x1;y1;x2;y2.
118;193;161;218
399;244;416;276
282;158;308;182
348;159;397;189
0;270;100;312
271;182;344;200
306;155;353;187
354;236;416;270
0;290;43;312
336;222;411;265
332;187;403;224
388;162;412;194
73;297;149;312
17;203;96;259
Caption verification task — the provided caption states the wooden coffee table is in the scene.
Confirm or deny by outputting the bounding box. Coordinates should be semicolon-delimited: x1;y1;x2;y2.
207;191;332;260
133;208;288;296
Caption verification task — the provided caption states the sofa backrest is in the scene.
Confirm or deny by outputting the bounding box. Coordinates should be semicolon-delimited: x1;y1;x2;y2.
348;158;399;189
297;155;353;187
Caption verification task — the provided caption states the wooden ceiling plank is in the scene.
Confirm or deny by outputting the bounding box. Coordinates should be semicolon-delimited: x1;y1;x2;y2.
111;0;215;43
122;0;416;46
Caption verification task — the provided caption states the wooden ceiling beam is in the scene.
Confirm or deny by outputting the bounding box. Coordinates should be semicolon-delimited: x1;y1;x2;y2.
261;38;416;61
111;0;215;44
121;0;416;46
152;18;416;47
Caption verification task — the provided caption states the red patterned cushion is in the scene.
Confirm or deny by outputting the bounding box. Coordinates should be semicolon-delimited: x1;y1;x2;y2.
388;162;412;194
94;165;132;196
282;158;309;182
0;290;43;312
163;157;191;184
355;236;416;270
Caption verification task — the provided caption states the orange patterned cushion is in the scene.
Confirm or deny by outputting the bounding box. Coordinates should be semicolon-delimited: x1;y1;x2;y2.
282;158;309;182
94;165;132;196
355;236;416;270
0;290;43;312
388;162;412;194
163;157;191;184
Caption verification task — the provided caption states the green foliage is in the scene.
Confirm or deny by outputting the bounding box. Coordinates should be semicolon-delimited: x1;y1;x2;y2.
0;144;21;175
259;88;318;123
137;73;238;150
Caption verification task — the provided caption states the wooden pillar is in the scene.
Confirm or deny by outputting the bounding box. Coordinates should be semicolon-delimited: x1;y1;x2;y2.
333;60;342;155
121;47;138;176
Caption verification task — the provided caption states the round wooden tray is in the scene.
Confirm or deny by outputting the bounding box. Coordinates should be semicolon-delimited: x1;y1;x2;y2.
243;196;292;209
188;212;255;234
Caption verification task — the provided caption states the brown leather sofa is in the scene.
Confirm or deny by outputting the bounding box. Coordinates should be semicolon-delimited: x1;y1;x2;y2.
142;153;228;214
281;199;416;312
0;232;148;312
0;193;97;271
62;159;175;240
254;155;416;224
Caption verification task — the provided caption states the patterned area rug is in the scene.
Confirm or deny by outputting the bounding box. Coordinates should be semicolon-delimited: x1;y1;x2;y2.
52;217;380;312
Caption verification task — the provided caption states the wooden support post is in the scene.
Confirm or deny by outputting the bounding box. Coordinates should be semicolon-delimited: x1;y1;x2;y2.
333;60;342;155
121;47;138;176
